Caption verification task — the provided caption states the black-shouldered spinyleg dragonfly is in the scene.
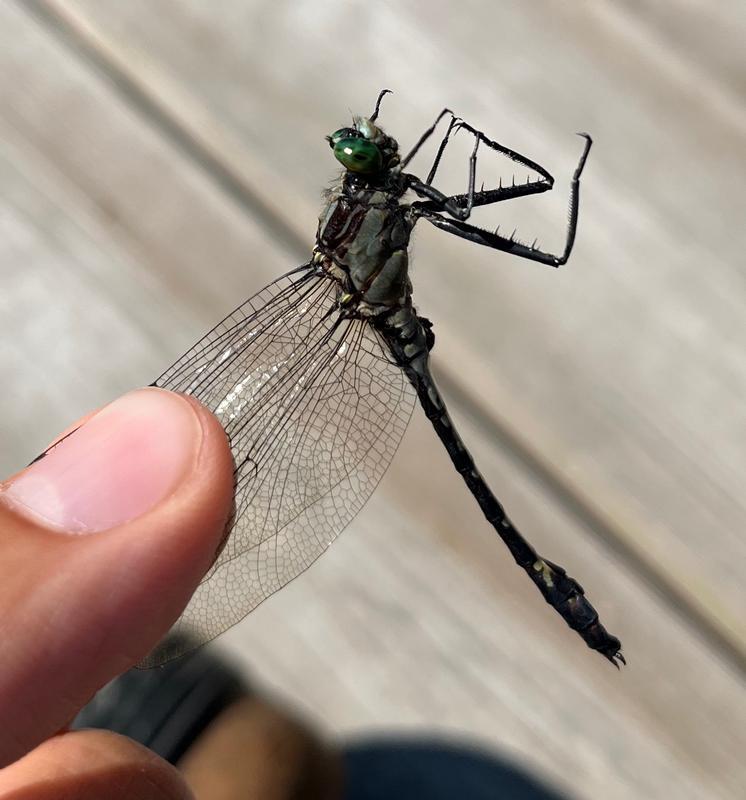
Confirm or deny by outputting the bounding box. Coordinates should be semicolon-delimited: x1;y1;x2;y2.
145;91;623;668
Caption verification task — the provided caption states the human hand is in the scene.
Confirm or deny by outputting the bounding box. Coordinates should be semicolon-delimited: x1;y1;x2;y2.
0;388;234;799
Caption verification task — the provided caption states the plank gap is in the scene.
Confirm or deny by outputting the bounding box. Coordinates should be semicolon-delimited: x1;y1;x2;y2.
20;0;310;260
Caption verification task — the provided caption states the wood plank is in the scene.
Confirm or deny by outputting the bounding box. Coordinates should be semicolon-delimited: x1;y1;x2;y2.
0;3;300;471
1;4;745;798
222;404;746;799
35;0;746;662
613;0;746;104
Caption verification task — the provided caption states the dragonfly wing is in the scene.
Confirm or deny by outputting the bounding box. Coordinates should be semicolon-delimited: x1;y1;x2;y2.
143;264;416;665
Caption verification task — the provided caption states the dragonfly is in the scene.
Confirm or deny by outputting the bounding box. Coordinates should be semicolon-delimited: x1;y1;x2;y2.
146;90;624;668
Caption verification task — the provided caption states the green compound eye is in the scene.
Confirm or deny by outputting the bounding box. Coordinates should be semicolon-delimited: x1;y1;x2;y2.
328;128;355;147
333;137;383;174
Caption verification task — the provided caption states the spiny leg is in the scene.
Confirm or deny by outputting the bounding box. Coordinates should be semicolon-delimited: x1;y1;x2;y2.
457;119;555;184
417;122;561;212
463;128;481;217
409;170;554;218
425;114;460;185
401;108;456;169
408;118;560;221
413;177;554;216
407;112;558;221
407;131;482;221
417;134;593;267
425;117;558;192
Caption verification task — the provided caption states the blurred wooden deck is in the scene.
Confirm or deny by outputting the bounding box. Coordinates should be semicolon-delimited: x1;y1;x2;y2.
1;2;745;798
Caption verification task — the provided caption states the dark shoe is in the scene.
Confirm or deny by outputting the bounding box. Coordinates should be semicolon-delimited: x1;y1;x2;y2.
72;634;246;765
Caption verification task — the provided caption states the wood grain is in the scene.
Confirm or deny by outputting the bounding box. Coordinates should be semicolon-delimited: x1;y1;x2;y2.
32;0;746;660
2;2;745;798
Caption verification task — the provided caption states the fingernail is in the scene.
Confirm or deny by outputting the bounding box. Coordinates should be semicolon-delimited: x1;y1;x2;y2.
1;389;202;533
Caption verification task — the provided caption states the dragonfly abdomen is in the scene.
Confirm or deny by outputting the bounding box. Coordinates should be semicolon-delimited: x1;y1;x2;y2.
377;308;624;665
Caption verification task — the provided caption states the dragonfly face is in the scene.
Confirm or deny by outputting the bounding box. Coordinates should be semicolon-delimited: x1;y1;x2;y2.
327;116;400;175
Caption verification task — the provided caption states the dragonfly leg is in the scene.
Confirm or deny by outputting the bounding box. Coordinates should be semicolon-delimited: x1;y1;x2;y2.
415;134;592;267
456;119;556;183
409;116;559;213
407;113;565;219
401;108;457;169
424;114;460;184
410;175;554;217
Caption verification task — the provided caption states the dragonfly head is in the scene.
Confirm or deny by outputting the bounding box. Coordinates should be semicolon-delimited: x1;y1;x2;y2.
327;115;400;176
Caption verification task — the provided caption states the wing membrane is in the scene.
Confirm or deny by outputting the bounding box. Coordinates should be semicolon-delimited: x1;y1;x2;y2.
143;264;415;665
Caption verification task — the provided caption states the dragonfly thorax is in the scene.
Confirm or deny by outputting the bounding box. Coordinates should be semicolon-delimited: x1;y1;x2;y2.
315;176;413;313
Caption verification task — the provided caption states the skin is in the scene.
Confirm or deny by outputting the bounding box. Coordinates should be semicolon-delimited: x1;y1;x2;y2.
0;389;236;798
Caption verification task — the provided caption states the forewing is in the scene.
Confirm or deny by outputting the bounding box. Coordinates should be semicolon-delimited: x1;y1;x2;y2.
143;265;416;665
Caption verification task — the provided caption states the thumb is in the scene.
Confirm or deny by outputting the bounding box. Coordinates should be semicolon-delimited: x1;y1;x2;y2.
0;388;234;768
0;730;195;800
